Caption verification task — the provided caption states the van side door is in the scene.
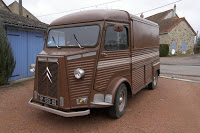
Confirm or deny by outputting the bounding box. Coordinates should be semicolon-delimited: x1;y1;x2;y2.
94;22;131;92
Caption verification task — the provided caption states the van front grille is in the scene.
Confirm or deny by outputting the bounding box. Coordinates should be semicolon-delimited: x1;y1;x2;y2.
38;61;58;98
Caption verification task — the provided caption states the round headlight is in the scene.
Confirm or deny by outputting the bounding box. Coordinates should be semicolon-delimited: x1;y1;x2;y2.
29;64;35;72
74;68;84;79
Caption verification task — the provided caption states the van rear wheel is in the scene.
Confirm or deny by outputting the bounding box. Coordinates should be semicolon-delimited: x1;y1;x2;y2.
108;83;127;119
148;71;158;90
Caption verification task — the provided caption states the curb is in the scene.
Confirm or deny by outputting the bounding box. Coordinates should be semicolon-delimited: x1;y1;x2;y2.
160;76;200;84
161;64;200;66
9;76;34;84
160;73;200;78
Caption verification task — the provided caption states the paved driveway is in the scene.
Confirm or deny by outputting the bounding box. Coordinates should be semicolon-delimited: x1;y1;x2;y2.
160;54;200;81
0;78;200;133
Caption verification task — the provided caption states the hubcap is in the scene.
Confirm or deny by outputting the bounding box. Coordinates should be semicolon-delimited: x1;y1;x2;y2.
153;73;157;86
119;97;123;104
119;88;126;112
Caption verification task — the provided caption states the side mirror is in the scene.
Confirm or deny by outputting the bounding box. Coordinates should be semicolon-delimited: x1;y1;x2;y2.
113;24;124;32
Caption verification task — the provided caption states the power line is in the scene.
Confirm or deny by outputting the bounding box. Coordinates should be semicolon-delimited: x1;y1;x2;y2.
135;0;183;15
37;0;121;17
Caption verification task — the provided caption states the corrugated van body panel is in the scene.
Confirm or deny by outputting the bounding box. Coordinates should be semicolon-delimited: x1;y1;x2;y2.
67;55;96;108
95;49;130;91
132;47;159;93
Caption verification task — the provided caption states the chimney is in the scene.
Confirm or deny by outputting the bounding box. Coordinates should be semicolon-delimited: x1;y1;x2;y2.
19;0;23;16
140;13;144;18
173;4;176;17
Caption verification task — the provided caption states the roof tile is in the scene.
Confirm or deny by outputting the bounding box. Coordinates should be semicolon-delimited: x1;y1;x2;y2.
0;9;48;29
146;9;172;23
146;9;196;35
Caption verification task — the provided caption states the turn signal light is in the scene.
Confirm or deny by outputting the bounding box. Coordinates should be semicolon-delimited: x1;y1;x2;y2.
76;98;87;105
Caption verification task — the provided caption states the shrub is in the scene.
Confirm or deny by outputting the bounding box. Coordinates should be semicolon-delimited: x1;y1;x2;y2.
159;44;169;57
0;21;16;85
195;37;200;54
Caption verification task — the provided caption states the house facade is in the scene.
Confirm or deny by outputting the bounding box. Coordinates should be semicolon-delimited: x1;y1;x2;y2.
0;0;48;81
8;1;39;21
146;5;196;55
0;0;10;11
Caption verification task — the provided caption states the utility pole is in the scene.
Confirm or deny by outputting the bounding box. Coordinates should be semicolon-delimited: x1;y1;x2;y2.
19;0;23;16
195;31;198;54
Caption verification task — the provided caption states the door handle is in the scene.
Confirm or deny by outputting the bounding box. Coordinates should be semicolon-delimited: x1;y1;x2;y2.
101;52;108;57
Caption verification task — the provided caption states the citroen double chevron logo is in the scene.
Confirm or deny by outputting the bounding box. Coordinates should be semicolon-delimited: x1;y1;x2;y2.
43;67;52;83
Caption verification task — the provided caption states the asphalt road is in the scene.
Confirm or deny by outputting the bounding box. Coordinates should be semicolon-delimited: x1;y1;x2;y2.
160;64;200;81
160;55;200;81
0;78;200;133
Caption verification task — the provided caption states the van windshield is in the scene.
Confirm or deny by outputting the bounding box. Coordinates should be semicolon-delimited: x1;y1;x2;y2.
47;25;100;47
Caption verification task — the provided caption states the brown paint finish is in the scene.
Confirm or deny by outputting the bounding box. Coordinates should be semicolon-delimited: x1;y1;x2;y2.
30;9;160;116
50;10;130;26
106;77;131;103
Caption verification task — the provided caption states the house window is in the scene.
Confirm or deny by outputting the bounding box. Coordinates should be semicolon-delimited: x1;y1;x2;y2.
171;41;176;55
26;15;29;18
104;26;128;51
182;42;187;54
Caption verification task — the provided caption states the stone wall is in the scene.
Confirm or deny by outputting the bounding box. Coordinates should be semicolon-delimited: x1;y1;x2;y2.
0;1;9;11
159;34;169;44
159;21;195;55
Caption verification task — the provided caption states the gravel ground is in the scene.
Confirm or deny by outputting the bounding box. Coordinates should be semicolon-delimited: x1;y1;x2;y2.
0;78;200;133
160;54;200;65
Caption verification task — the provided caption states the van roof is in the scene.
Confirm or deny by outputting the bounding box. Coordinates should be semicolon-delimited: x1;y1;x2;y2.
50;9;158;27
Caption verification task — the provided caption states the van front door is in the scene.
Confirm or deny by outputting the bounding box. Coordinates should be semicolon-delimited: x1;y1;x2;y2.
94;22;131;91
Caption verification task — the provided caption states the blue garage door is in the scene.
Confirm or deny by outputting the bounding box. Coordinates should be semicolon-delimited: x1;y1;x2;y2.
7;29;44;81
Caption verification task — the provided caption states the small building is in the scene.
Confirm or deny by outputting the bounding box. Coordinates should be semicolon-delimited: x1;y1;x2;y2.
0;0;10;11
0;0;48;81
8;0;39;21
146;5;197;55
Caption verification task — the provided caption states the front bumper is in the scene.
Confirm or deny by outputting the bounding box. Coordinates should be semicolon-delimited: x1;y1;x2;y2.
28;98;90;117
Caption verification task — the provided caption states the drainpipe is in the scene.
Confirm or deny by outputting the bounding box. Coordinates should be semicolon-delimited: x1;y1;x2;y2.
19;0;23;16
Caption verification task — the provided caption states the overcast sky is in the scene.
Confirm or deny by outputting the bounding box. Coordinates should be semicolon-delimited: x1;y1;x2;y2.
4;0;200;36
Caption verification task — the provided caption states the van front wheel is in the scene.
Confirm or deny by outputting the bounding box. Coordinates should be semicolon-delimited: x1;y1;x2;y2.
108;83;127;119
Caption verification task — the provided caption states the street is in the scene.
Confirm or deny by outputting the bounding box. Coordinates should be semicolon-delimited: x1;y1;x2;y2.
160;64;200;81
160;55;200;81
0;78;200;133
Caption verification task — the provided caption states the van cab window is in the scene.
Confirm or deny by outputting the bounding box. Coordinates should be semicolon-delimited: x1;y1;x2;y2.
104;26;128;51
47;25;100;47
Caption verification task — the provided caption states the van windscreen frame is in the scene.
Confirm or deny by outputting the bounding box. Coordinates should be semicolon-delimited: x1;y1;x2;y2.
46;24;100;48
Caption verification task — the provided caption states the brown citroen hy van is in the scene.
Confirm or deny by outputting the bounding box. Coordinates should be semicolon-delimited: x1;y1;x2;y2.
29;9;160;118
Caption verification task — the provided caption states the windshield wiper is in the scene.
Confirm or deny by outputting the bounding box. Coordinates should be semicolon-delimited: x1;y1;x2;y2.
73;34;84;49
52;36;61;49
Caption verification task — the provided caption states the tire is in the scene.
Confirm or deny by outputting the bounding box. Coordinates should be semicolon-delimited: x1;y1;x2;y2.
148;71;158;90
108;83;127;119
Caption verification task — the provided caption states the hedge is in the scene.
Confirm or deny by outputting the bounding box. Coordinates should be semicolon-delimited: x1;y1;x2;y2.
159;44;169;57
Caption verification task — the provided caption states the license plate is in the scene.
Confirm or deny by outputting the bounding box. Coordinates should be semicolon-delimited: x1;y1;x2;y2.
39;95;57;106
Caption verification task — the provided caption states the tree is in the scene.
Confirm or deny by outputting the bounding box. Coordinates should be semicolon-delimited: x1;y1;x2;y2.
0;20;16;85
195;36;200;54
196;37;200;47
